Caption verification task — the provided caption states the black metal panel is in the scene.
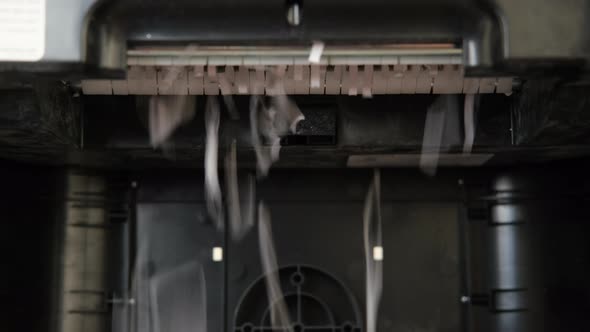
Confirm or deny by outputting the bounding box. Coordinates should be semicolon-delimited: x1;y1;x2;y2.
11;81;590;168
136;178;225;332
74;94;517;168
227;169;463;332
512;80;590;146
0;163;61;332
465;166;590;332
108;0;478;44
5;162;590;332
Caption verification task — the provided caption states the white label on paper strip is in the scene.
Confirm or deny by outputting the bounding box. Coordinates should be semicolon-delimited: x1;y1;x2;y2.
0;0;46;61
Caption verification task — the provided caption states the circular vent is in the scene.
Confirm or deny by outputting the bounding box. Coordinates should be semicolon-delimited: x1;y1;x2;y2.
234;265;362;332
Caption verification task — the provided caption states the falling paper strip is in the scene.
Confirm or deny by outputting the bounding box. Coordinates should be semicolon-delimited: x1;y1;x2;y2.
149;261;207;332
364;169;383;332
204;97;224;229
308;41;325;64
250;96;272;177
463;94;475;154
362;65;374;98
225;140;256;241
148;95;196;148
258;202;293;331
422;94;463;173
347;65;358;96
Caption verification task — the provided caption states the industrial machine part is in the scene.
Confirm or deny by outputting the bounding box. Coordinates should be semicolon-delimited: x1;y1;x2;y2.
2;1;590;332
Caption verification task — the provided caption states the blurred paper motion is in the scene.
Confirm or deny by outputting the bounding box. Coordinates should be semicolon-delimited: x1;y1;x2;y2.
223;94;240;120
249;72;305;177
148;95;196;148
159;67;183;92
364;169;383;332
463;94;476;154
225;139;256;241
149;261;207;332
130;242;152;332
205;96;224;230
130;203;213;332
268;94;305;158
131;254;207;332
420;97;446;176
420;95;461;176
250;95;274;176
258;202;293;331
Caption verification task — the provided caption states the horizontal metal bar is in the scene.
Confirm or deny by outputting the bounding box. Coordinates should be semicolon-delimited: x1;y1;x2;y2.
128;45;462;57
